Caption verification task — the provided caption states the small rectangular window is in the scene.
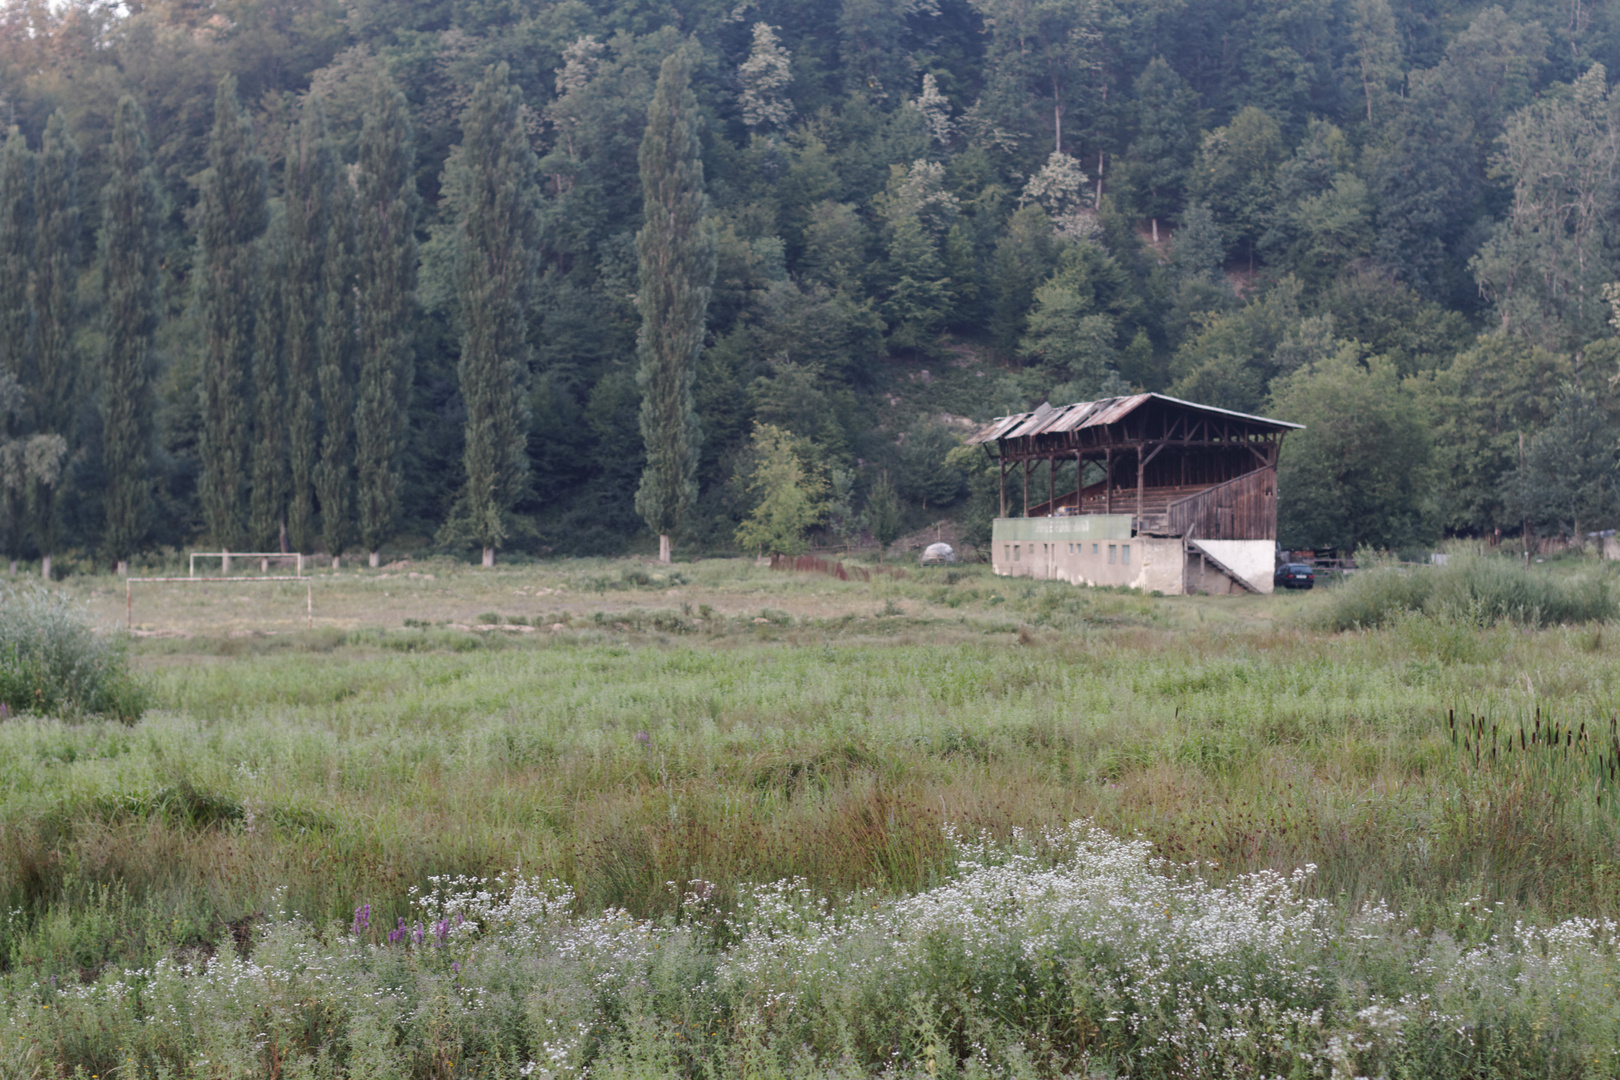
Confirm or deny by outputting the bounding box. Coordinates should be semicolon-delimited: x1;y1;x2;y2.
1108;544;1116;564
1014;545;1020;561
1122;543;1131;565
1004;545;1011;562
1092;543;1099;555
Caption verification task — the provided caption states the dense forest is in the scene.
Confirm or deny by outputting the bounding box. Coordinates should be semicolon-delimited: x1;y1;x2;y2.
1;0;1619;568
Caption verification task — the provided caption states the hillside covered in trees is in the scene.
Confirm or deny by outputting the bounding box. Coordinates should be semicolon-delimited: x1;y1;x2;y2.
2;0;1619;567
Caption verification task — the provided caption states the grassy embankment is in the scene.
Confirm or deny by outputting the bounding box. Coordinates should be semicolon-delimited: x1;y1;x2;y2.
4;553;1620;1077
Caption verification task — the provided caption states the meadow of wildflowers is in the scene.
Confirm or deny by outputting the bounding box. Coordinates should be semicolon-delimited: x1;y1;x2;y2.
6;821;1620;1078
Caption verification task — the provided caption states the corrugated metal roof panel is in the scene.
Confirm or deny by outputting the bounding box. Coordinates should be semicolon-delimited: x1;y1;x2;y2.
965;392;1300;446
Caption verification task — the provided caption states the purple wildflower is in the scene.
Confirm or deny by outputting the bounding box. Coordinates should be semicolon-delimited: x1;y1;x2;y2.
634;730;651;746
351;903;371;935
387;917;407;944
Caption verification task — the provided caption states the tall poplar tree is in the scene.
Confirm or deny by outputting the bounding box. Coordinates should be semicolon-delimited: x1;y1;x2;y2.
354;75;420;568
197;75;268;555
283;96;339;555
442;63;539;568
315;176;355;566
99;96;161;575
31;110;80;579
0;128;32;573
635;48;715;565
0;128;31;384
249;217;287;551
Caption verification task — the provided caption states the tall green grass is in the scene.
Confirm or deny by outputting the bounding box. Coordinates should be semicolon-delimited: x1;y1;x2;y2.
6;621;1620;990
0;584;147;722
1316;554;1616;630
7;561;1620;1076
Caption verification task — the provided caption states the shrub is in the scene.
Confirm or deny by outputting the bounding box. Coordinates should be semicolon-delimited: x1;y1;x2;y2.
1316;555;1615;631
0;585;148;722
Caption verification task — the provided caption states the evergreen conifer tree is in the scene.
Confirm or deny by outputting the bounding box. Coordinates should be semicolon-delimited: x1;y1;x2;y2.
99;97;161;575
315;176;355;567
354;75;420;568
283;96;339;556
31;110;81;579
442;63;539;568
634;48;715;565
249;215;288;551
197;75;268;555
0;128;33;573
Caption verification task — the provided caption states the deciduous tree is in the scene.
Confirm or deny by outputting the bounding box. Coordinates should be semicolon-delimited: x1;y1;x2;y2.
354;75;420;568
197;75;268;554
284;96;341;556
1472;65;1620;352
99;97;161;574
315;170;355;566
635;49;715;564
1271;347;1435;552
0;128;33;573
442;63;540;567
734;423;825;555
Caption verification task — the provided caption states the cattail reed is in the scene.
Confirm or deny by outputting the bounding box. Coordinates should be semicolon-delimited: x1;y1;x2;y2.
1446;705;1620;821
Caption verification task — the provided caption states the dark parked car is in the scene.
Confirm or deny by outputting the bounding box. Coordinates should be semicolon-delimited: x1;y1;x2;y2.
1274;563;1315;590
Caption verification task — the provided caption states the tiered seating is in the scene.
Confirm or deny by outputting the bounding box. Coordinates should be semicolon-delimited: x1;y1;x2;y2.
1029;483;1211;531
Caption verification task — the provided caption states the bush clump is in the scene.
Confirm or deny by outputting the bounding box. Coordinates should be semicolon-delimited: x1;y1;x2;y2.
0;584;148;722
1317;554;1615;631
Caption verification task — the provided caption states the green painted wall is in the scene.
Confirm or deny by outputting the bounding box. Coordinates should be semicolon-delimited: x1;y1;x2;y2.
992;515;1134;543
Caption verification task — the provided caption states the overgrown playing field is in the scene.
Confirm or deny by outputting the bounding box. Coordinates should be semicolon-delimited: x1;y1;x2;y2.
6;555;1620;1078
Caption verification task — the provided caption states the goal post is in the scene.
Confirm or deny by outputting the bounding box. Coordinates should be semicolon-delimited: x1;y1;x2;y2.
126;551;316;631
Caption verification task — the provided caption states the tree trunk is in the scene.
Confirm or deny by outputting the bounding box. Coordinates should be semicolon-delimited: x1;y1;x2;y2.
659;533;671;564
8;559;16;575
331;555;340;569
279;521;289;555
482;546;495;568
116;559;128;577
369;550;380;569
41;553;51;581
221;552;231;575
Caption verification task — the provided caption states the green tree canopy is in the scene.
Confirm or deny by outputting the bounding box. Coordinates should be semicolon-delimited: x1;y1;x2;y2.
734;423;826;556
1271;347;1435;552
635;47;715;563
441;63;540;566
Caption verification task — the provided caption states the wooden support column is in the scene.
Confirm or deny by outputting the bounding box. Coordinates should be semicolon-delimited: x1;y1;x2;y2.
1048;454;1056;514
999;456;1007;518
1135;445;1145;525
1104;448;1112;514
1075;450;1082;509
1022;459;1030;517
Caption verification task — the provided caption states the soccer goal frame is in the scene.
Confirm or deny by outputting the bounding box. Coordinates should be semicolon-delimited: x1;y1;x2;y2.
126;552;315;631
